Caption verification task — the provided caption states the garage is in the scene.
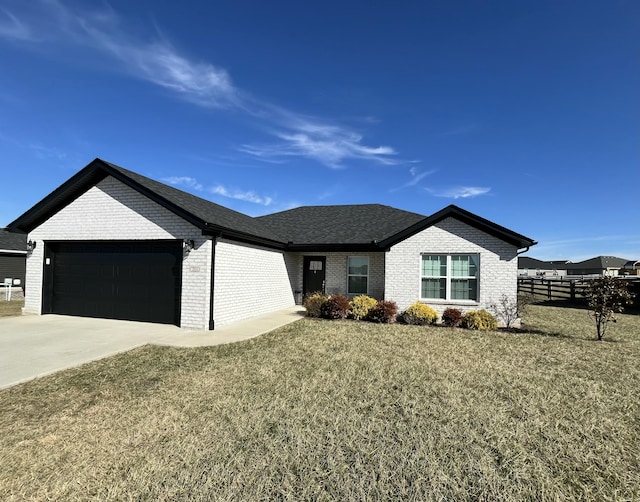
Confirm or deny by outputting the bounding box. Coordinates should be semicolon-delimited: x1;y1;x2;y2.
42;241;183;325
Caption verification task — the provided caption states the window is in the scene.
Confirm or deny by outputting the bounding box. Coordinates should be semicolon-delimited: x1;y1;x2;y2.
421;254;478;301
347;257;369;295
308;260;323;271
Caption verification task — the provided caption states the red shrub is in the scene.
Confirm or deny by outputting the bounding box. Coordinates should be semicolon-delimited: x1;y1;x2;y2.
367;300;398;324
321;294;350;320
442;307;463;327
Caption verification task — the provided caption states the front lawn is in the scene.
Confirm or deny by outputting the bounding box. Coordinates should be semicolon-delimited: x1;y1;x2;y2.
1;305;638;501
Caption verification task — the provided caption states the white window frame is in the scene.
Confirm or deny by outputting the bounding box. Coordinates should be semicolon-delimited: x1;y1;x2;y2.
347;256;369;295
420;254;479;302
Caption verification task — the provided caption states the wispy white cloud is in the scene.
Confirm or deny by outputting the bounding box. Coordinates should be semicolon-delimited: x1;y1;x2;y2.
527;235;640;262
162;176;203;191
28;143;67;161
316;189;337;201
105;41;239;109
426;186;491;199
391;168;437;192
1;130;69;161
209;185;273;206
0;1;404;169
52;1;240;109
0;8;34;40
241;129;397;169
163;174;274;206
239;104;399;169
537;235;630;247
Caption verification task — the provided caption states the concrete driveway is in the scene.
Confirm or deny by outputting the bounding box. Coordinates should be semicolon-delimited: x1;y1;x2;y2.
0;307;304;389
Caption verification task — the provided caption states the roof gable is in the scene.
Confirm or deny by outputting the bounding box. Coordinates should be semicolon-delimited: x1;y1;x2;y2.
378;205;537;249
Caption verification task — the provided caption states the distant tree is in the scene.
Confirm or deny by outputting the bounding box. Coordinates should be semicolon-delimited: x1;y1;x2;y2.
582;277;633;341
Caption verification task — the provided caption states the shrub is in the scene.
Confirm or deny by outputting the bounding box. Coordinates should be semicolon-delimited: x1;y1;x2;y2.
488;294;523;329
583;277;633;340
303;292;327;318
349;295;378;321
462;310;498;331
402;302;438;325
442;308;463;327
366;300;398;324
321;294;351;320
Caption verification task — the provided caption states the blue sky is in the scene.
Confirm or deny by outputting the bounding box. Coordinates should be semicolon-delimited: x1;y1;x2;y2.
0;0;638;261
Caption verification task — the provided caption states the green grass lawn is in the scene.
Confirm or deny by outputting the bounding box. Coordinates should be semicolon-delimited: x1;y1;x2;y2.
1;305;638;501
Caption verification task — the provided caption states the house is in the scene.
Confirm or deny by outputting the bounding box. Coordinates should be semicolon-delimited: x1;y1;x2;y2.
622;260;640;276
565;256;629;277
6;158;536;329
518;257;569;277
0;229;26;296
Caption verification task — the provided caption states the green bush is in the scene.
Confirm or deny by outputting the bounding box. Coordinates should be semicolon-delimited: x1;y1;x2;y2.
303;292;327;318
349;295;378;320
366;300;398;324
402;302;439;325
321;294;351;320
442;307;463;327
462;309;498;331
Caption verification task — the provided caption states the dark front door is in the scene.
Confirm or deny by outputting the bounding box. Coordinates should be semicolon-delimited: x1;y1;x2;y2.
303;256;326;296
42;241;182;325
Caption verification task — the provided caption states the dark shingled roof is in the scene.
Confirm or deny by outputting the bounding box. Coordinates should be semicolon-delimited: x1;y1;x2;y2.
0;229;26;252
566;256;629;270
7;158;537;251
518;257;549;269
256;204;426;245
518;257;570;268
101;161;286;243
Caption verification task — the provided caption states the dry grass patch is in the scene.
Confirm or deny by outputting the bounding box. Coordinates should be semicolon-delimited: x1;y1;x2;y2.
0;299;23;318
1;305;638;501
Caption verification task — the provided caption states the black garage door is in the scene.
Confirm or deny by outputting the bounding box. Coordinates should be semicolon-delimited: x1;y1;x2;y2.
42;241;182;325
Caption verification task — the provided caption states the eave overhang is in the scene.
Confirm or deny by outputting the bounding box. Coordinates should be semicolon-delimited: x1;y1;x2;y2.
285;243;382;253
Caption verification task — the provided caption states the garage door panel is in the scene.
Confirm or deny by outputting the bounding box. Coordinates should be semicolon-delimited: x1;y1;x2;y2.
43;241;182;325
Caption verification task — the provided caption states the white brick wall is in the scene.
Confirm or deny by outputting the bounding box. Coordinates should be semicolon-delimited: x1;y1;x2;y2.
287;252;385;300
385;217;518;317
214;239;295;327
24;176;211;330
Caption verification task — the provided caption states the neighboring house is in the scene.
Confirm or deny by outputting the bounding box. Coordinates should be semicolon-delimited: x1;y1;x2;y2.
0;229;26;293
518;257;569;277
622;260;640;276
565;256;629;277
7;158;536;329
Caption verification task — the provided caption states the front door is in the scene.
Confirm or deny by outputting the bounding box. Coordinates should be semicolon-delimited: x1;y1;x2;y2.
303;256;326;296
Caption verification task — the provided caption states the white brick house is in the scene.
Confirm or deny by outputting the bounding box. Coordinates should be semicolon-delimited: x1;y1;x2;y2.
7;159;536;329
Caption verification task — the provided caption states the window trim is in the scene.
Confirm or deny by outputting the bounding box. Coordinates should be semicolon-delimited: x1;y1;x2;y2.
347;256;369;295
419;253;480;303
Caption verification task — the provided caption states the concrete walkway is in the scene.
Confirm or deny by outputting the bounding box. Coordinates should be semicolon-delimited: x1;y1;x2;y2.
0;306;305;389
